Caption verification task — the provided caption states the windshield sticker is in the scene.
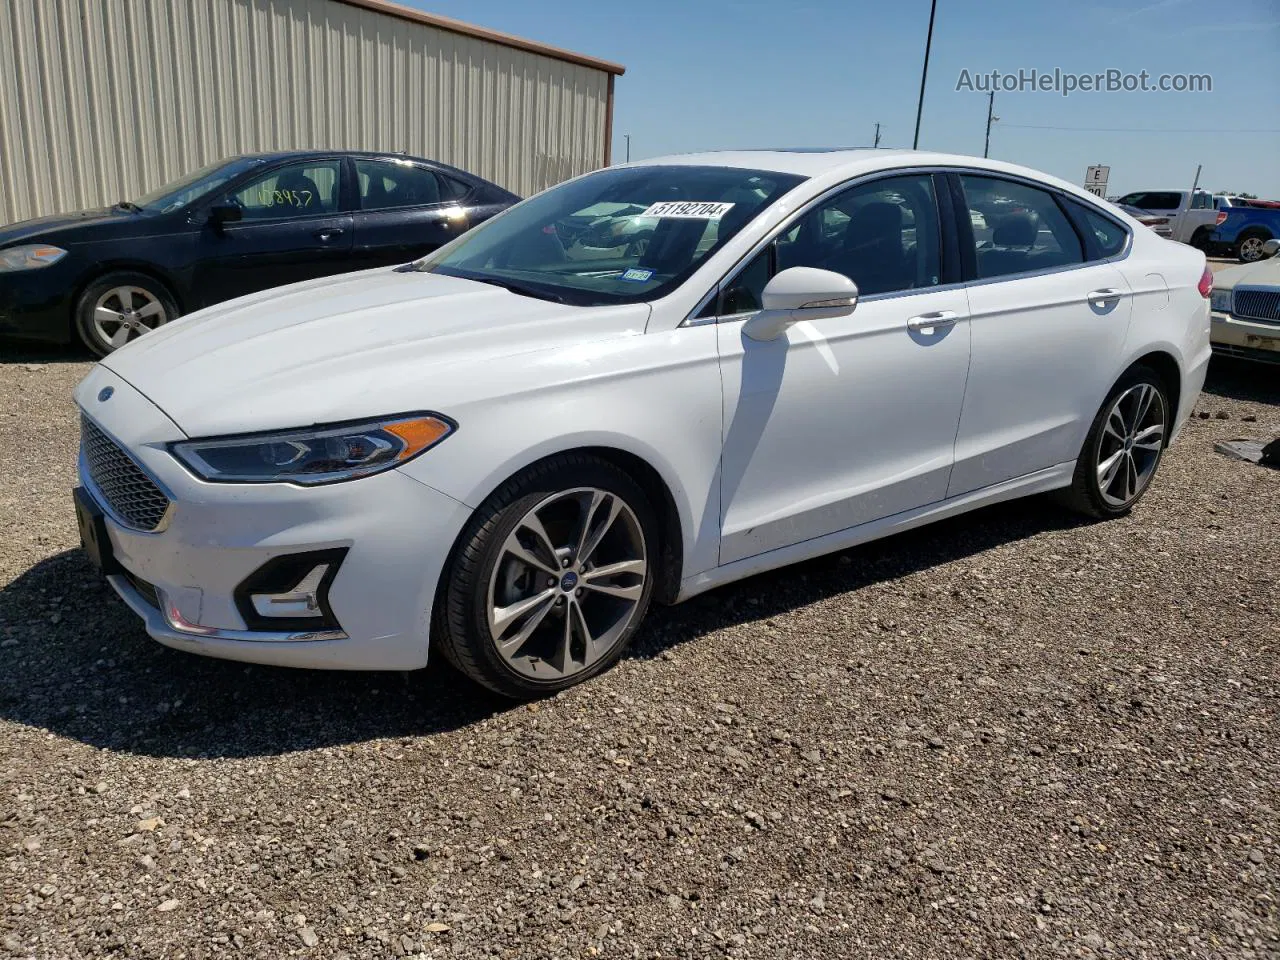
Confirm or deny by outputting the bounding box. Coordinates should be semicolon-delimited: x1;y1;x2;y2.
640;201;735;220
620;267;654;282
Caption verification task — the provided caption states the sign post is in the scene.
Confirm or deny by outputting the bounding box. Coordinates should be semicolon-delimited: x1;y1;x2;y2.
1084;165;1110;198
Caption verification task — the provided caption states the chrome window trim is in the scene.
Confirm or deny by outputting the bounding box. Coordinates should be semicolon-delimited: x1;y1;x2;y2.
78;409;177;535
682;164;1134;326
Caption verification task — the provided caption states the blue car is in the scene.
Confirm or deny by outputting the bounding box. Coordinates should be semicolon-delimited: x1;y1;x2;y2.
1198;205;1280;264
0;151;519;355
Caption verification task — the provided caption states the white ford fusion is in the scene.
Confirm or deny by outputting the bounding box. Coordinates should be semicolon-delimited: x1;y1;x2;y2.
74;150;1212;698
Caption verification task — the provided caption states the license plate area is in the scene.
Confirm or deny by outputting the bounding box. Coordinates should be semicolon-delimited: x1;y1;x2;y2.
74;486;122;576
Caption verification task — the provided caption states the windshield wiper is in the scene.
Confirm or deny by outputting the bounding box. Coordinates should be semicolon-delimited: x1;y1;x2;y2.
114;200;143;213
464;275;566;303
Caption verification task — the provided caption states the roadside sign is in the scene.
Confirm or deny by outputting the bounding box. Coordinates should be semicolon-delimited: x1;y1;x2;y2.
1085;165;1110;197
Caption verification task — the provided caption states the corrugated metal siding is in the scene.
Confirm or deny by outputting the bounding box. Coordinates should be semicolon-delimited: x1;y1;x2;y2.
0;0;610;225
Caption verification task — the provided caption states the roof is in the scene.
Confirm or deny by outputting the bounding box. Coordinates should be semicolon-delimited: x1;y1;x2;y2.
630;149;1098;200
332;0;625;75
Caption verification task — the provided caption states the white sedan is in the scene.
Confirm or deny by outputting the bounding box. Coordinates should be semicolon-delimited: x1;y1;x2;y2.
74;150;1213;698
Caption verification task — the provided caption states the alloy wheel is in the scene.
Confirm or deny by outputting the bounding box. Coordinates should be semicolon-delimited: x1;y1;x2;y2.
93;286;168;349
1238;236;1264;262
486;487;648;680
1096;382;1166;508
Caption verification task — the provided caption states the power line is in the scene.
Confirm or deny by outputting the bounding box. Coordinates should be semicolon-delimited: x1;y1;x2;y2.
998;122;1280;134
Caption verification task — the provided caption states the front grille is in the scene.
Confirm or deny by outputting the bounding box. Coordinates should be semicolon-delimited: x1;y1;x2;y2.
80;416;171;531
1233;288;1280;326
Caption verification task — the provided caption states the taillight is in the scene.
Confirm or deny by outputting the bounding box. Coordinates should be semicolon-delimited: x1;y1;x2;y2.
1215;211;1228;226
1197;265;1213;299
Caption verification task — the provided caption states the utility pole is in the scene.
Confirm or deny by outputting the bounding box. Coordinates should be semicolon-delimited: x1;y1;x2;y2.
624;135;631;163
983;92;997;158
873;123;881;148
912;0;938;149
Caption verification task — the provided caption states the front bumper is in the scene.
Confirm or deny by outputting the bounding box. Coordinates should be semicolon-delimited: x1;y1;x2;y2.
1211;309;1280;362
0;263;78;343
75;365;474;670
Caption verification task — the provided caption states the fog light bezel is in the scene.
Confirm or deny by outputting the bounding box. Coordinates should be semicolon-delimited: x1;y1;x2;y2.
233;548;348;632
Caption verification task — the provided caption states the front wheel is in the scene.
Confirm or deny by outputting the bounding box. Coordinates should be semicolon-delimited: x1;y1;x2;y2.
435;455;658;698
74;271;179;357
1057;366;1170;519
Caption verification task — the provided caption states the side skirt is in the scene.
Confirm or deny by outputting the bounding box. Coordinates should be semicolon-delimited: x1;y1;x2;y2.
677;460;1076;601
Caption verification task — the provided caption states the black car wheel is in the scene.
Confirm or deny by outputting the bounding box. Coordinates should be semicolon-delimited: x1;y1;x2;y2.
434;453;658;699
74;271;180;357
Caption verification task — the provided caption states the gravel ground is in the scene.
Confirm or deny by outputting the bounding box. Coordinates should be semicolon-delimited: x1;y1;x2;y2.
1;344;1277;960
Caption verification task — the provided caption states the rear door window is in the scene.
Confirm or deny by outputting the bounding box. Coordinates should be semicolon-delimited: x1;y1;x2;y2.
356;159;460;210
958;175;1084;279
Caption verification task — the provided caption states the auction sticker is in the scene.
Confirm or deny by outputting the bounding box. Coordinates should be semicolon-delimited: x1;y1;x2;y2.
640;201;734;219
621;267;654;282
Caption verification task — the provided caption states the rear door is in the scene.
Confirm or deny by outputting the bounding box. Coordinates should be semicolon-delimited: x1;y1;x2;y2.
349;158;475;270
947;173;1134;496
190;158;353;306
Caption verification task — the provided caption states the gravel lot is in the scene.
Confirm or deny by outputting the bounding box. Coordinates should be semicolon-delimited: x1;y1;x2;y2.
1;344;1277;960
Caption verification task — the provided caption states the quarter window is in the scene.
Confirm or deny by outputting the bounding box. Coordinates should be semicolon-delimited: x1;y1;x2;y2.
959;175;1084;279
224;161;341;219
1064;198;1128;260
356;159;468;210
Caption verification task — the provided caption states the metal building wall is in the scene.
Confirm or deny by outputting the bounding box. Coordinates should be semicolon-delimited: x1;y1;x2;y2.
0;0;613;225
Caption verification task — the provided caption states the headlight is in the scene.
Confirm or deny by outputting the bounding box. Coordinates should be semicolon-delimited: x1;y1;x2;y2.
171;414;454;485
0;244;68;272
1210;288;1233;313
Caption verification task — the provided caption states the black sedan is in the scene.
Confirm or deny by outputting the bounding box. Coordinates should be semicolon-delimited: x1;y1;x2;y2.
0;151;519;355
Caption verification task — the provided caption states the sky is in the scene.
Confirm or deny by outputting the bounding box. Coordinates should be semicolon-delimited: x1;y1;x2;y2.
405;0;1280;199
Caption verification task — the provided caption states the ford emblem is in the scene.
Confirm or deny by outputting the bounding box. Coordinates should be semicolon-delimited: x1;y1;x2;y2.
98;387;114;402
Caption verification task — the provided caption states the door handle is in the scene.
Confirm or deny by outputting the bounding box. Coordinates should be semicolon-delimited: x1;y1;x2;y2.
906;310;959;332
314;228;344;242
1088;288;1123;307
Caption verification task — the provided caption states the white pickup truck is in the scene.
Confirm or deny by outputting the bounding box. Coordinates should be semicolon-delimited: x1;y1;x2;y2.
1112;189;1236;244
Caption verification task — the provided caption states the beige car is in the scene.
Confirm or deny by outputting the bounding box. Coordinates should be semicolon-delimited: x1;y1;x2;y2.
1210;239;1280;363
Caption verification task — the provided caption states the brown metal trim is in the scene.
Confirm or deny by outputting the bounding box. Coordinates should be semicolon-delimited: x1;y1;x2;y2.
332;0;626;75
603;74;615;166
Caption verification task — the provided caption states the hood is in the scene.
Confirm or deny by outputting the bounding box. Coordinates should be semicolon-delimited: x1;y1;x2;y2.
0;206;145;246
1214;257;1280;290
101;267;651;435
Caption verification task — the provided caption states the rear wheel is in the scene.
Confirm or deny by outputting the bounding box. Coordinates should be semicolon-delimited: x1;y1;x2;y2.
74;271;179;356
1188;226;1214;252
1057;365;1170;519
1237;229;1271;263
435;455;658;698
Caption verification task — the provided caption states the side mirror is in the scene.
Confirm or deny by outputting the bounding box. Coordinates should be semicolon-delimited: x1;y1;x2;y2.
1263;238;1280;258
743;267;858;342
208;204;242;227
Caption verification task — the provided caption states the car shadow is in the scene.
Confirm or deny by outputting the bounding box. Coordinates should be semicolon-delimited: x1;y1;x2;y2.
0;340;88;364
1202;356;1280;405
0;496;1091;759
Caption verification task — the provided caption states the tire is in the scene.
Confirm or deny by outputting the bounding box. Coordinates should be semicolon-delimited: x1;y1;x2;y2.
1056;364;1170;519
74;271;180;357
1237;229;1272;264
434;454;659;699
1188;226;1213;252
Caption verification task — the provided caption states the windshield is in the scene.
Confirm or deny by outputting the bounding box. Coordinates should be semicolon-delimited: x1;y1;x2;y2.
132;158;266;213
416;165;806;306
